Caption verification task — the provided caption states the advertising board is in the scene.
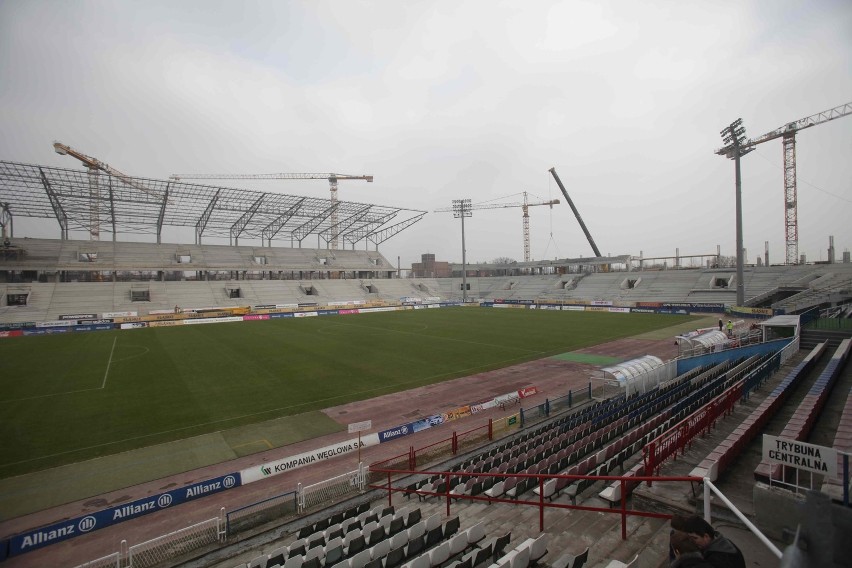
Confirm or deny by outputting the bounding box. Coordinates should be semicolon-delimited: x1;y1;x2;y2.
8;473;240;556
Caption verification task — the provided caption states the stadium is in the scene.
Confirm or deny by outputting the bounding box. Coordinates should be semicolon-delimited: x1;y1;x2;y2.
0;151;851;568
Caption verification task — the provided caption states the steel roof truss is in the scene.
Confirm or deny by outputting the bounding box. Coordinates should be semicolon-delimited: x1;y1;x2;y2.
367;213;426;246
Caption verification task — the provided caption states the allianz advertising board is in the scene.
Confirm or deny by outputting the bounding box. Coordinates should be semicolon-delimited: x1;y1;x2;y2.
8;473;240;556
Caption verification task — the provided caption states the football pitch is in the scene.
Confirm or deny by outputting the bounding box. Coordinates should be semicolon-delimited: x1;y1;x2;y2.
0;308;696;479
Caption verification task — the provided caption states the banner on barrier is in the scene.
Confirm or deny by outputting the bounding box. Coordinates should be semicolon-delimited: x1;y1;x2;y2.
74;324;114;332
58;313;97;321
518;386;538;398
183;316;243;325
1;322;36;330
35;320;75;328
23;328;70;335
731;306;773;316
8;473;240;556
242;435;379;484
103;311;138;318
148;320;183;328
378;423;415;443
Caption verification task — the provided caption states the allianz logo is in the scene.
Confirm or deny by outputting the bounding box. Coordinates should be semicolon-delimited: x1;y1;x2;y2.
381;425;409;439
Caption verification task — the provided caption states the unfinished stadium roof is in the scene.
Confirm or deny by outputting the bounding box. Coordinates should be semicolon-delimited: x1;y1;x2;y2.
0;161;426;247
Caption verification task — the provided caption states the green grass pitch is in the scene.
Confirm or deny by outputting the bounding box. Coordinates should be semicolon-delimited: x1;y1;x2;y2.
0;308;695;478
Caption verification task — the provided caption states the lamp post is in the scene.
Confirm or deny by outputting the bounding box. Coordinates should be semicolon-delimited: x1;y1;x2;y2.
719;118;753;307
452;199;472;302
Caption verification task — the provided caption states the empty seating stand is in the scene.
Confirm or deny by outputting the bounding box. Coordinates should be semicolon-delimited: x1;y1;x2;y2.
690;342;828;483
821;382;852;499
754;339;851;482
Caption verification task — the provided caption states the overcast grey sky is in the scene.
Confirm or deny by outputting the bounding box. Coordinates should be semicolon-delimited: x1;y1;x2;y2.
1;0;850;268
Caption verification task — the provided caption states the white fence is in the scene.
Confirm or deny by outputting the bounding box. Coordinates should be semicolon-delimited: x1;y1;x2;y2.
298;463;366;513
126;515;223;568
73;552;120;568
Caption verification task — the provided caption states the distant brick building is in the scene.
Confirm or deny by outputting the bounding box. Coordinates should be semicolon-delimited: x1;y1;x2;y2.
411;253;451;278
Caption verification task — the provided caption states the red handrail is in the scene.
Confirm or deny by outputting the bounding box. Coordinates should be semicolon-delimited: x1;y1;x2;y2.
643;382;743;483
369;466;700;537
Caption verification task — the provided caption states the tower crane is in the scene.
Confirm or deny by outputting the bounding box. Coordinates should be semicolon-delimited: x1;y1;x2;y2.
435;193;559;262
169;172;373;250
53;141;165;240
715;101;852;264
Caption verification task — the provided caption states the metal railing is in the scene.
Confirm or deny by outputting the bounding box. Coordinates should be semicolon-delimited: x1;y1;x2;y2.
72;552;120;568
127;515;223;568
704;478;782;558
226;490;298;536
298;465;366;513
806;317;852;330
369;466;698;539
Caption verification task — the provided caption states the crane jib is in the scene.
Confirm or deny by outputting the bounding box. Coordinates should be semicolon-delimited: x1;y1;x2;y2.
548;167;602;258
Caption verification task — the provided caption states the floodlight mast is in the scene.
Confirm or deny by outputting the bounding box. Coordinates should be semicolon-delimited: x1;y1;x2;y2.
719;118;753;307
452;199;472;302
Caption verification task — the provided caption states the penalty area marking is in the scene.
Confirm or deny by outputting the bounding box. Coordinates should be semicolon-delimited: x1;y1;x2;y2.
233;439;274;450
0;337;119;403
102;336;117;389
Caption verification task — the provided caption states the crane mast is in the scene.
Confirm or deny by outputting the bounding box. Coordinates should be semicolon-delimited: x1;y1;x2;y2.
716;101;852;264
548;167;602;257
434;194;559;262
169;172;373;250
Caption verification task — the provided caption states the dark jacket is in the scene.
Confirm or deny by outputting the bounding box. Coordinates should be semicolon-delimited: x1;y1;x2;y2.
671;551;714;568
703;532;746;568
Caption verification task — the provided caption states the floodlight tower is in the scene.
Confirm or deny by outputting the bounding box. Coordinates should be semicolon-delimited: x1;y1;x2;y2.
452;199;472;302
719;118;754;307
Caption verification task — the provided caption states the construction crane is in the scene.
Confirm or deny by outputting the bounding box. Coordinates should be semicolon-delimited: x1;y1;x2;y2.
53;141;165;240
169;172;373;250
716;101;852;264
548;167;602;257
435;193;559;262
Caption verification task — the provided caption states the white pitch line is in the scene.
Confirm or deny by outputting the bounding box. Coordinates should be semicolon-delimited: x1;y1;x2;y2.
102;336;117;389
